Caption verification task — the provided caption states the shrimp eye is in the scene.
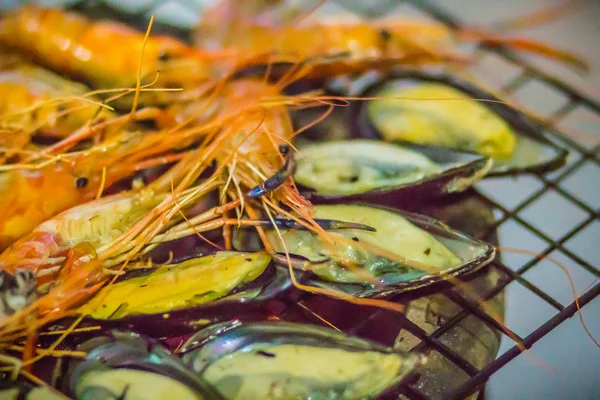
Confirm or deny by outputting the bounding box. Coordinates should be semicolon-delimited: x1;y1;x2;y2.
158;51;171;62
279;144;290;156
76;177;88;188
378;29;392;43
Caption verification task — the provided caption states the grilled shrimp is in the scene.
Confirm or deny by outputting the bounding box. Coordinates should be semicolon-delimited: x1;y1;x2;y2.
0;62;114;141
0;6;228;107
194;2;588;75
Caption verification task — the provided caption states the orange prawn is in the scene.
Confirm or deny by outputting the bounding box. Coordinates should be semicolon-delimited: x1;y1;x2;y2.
0;6;232;108
0;62;116;158
194;1;588;75
0;153;287;340
0;103;194;251
0;242;107;344
0;174;226;331
197;18;467;73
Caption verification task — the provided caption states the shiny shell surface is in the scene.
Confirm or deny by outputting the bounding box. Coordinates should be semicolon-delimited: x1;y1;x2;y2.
179;320;424;400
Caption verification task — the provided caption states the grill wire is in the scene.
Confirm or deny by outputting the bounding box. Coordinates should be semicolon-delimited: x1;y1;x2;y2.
15;0;600;398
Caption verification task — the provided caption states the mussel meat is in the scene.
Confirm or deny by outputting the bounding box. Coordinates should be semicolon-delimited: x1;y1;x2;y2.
0;380;64;400
71;251;295;337
294;139;492;203
245;204;495;297
179;320;424;400
79;252;271;320
354;70;568;175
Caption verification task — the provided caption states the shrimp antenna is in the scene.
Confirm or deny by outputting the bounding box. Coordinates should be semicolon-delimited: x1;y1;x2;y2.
128;15;154;119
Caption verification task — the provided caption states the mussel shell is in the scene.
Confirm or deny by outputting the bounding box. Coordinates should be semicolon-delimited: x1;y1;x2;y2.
294;139;492;206
260;203;496;298
351;70;569;176
54;253;304;338
179;320;424;400
66;331;224;400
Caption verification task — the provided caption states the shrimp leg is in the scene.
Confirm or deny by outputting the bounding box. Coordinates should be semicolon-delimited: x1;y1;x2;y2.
246;144;296;197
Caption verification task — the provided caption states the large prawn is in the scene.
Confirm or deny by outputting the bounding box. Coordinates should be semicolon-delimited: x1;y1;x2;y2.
0;6;243;109
0;61;121;169
194;0;588;76
0;62;110;136
0;172;228;339
0;94;211;252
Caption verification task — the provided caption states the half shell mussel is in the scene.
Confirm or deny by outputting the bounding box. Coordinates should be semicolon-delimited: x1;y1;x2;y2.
234;203;495;298
293;139;492;205
291;97;493;205
178;320;425;400
63;331;225;400
351;70;569;175
59;251;302;338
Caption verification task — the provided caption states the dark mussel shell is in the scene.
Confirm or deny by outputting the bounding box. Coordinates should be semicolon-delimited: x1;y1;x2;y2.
178;320;424;400
236;203;495;298
294;138;492;206
351;70;569;176
61;252;306;338
65;331;224;400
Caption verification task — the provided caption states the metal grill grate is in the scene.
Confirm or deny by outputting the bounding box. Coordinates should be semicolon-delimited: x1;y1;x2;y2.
258;1;600;399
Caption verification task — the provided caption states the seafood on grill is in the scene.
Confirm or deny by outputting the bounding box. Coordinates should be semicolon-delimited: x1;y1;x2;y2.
179;320;424;400
355;70;569;175
0;1;587;395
